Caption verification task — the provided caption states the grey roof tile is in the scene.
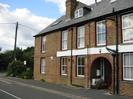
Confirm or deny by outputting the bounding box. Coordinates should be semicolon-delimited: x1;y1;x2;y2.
35;0;133;37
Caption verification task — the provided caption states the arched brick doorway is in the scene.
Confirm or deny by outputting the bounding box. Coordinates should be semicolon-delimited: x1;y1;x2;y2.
91;57;112;89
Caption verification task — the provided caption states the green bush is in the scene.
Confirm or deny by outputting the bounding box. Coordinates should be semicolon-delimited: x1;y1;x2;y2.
21;68;33;79
7;60;33;79
7;60;25;77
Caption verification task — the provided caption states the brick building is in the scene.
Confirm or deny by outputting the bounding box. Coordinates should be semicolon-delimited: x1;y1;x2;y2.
34;0;133;96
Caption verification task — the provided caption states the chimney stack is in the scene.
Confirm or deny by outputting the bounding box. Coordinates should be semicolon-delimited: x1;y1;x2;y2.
95;0;97;4
66;0;77;19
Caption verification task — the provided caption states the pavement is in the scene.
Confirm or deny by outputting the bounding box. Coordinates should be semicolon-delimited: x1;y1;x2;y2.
0;73;133;99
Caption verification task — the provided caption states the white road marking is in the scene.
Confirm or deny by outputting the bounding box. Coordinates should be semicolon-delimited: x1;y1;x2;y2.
1;78;91;99
0;89;21;99
0;78;11;84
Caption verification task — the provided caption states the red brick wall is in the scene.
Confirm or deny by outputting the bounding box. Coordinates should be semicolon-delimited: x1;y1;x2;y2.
90;22;96;47
120;81;133;96
106;16;116;45
34;37;41;80
34;14;133;96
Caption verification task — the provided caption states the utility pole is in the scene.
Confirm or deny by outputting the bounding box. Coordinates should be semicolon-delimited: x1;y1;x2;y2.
14;22;18;61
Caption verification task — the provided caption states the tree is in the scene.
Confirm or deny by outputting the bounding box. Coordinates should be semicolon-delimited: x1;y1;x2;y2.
0;50;13;71
0;47;34;73
22;47;34;69
5;47;34;79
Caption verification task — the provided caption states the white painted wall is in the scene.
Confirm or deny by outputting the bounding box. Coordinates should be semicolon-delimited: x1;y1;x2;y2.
57;44;133;57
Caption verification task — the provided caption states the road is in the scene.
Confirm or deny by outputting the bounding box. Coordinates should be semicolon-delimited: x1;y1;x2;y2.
0;76;81;99
0;74;132;99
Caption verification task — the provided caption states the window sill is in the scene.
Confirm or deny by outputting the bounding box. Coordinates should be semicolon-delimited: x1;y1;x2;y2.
77;47;85;49
121;42;133;45
61;75;67;79
41;51;46;54
61;49;68;51
77;75;85;78
61;74;67;76
75;16;83;19
97;44;106;47
121;80;133;84
41;73;45;75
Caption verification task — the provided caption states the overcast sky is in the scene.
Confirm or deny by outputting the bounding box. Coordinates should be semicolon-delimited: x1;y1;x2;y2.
0;0;101;52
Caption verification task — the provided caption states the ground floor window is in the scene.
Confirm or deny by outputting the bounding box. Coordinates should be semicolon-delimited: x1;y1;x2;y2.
61;57;67;75
40;58;45;74
77;56;85;77
123;53;133;81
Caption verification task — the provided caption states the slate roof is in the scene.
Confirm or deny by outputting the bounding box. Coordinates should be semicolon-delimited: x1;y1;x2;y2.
35;0;133;37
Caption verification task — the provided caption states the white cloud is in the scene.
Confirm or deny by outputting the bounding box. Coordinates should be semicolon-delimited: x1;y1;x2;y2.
0;3;55;51
45;0;66;14
45;0;101;14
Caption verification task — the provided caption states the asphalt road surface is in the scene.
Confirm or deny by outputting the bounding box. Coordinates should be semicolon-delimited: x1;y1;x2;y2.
0;77;74;99
0;74;132;99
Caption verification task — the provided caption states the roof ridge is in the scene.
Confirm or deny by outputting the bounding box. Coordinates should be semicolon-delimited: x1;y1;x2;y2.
34;0;133;37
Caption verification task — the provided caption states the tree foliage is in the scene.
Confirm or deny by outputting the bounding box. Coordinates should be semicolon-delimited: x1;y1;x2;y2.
0;50;13;71
7;60;25;77
0;47;34;79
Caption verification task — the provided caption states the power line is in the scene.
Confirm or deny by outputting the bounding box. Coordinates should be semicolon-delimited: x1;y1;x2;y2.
19;24;39;32
0;23;16;24
0;22;39;32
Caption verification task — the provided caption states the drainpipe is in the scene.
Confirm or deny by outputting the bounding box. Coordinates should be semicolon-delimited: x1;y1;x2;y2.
70;27;73;85
106;8;119;95
88;23;91;88
115;12;119;95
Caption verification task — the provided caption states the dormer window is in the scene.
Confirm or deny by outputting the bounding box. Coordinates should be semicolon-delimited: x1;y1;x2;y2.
75;8;83;18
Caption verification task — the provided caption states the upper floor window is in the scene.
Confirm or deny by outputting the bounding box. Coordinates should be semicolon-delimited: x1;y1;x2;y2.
42;36;46;53
77;56;85;77
123;53;133;81
122;13;133;43
75;8;83;18
77;26;85;48
40;58;45;74
61;57;67;75
96;20;106;46
62;30;68;50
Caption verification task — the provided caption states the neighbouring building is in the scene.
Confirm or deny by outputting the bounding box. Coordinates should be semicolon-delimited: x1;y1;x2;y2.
34;0;133;96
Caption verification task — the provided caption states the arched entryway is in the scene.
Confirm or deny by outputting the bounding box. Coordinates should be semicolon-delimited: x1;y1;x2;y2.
91;57;112;89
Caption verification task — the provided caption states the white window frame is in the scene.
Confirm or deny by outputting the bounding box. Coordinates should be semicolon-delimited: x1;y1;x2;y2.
77;26;85;48
61;57;67;75
77;56;85;77
41;58;45;74
41;36;46;53
75;8;83;18
123;53;133;81
62;30;68;50
96;20;106;46
122;13;133;43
